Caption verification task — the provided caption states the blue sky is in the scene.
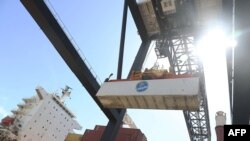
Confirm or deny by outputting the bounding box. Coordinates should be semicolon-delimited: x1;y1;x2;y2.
0;1;231;141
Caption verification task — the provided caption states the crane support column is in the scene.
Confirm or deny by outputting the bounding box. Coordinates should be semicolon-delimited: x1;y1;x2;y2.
101;1;128;140
117;0;128;79
232;0;250;124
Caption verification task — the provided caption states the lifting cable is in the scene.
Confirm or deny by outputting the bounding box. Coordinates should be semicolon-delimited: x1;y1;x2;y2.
141;41;155;71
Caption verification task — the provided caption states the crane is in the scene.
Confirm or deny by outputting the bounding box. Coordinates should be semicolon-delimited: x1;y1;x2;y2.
19;0;227;140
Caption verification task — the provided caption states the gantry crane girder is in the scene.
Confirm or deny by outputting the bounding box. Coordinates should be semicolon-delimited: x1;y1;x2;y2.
20;0;211;141
20;0;117;121
20;0;151;140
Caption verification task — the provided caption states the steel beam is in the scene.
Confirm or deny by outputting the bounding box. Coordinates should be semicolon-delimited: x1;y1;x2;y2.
128;0;148;41
20;0;120;121
100;110;126;141
117;0;128;79
101;37;151;141
21;1;152;141
151;0;164;33
232;0;250;124
129;40;152;76
101;1;128;140
222;0;234;118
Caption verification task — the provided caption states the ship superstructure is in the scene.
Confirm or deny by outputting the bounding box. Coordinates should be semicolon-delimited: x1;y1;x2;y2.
0;86;82;141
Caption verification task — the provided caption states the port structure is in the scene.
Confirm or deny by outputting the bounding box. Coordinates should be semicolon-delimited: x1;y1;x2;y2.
149;1;211;138
224;0;250;125
154;33;210;140
20;0;213;141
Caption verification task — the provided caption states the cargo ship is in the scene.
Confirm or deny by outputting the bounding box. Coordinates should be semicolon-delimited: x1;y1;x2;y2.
0;86;82;141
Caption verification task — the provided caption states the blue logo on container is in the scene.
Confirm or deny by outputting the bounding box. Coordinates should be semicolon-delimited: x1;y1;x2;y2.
136;81;148;92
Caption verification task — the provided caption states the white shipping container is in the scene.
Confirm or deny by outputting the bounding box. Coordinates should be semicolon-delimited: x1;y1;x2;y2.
97;77;201;110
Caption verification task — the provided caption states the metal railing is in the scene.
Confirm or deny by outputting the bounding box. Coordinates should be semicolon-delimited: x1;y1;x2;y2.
44;0;102;84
